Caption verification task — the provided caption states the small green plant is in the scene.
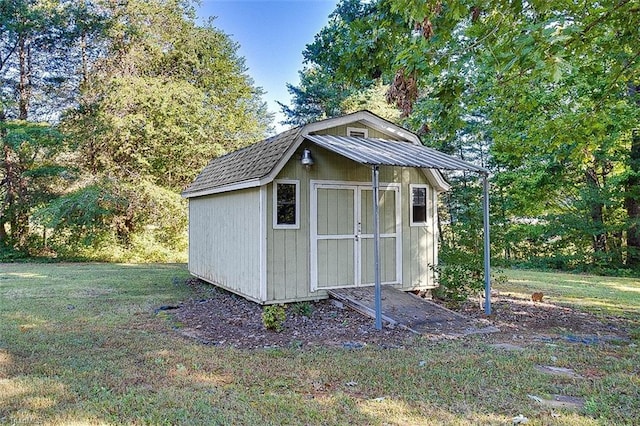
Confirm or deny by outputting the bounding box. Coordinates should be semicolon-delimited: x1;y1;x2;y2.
262;305;286;332
290;301;313;317
430;247;484;308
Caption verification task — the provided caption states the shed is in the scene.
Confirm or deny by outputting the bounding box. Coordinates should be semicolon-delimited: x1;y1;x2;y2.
182;111;488;306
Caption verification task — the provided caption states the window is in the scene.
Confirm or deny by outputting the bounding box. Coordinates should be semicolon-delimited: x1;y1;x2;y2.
274;180;299;229
410;185;429;226
347;127;368;138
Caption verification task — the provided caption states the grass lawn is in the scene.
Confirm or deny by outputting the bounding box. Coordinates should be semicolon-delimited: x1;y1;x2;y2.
501;269;640;320
1;263;638;425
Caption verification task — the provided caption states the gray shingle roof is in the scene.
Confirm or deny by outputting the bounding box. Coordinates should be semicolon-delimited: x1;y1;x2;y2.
182;110;488;198
182;127;301;197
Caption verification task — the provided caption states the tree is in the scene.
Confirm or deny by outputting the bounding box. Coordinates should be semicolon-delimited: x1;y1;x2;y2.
1;0;273;260
0;0;88;251
66;0;272;191
279;67;353;127
53;0;272;259
281;0;409;126
286;0;640;271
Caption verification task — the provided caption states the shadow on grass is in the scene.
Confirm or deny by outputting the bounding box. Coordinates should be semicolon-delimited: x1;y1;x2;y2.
1;264;638;425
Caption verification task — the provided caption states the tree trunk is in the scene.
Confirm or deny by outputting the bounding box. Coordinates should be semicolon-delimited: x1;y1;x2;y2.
625;127;640;267
0;108;7;244
585;167;607;256
18;35;31;120
0;35;33;249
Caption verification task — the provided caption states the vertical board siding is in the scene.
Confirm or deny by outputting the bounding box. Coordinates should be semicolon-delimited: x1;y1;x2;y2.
267;173;312;302
312;124;391;140
361;237;397;284
317;239;355;287
268;143;437;301
403;168;435;289
189;123;440;304
188;188;262;300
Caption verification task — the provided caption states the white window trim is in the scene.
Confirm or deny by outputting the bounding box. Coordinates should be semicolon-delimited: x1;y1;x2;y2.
410;184;430;227
347;127;368;138
273;179;300;229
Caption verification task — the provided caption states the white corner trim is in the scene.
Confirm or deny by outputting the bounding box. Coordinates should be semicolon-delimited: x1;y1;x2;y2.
423;169;451;192
259;186;268;302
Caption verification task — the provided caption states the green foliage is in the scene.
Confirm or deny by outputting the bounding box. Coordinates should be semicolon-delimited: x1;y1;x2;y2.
289;302;313;318
64;1;272;191
262;305;287;332
292;0;640;273
280;0;409;126
340;81;402;123
0;120;68;251
33;178;187;262
279;67;354;126
2;0;272;261
0;243;29;262
34;183;126;240
430;247;484;307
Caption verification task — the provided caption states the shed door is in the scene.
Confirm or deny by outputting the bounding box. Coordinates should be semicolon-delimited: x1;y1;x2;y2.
311;182;401;291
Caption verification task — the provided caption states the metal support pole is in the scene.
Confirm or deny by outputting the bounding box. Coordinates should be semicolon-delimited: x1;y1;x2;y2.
372;165;382;330
482;173;491;315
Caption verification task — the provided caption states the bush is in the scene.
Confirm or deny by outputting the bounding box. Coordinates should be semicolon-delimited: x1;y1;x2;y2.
430;247;484;308
262;305;286;332
289;302;313;317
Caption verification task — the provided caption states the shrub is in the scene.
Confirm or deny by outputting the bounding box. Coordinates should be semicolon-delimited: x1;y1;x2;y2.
430;247;484;308
262;305;286;332
290;302;313;317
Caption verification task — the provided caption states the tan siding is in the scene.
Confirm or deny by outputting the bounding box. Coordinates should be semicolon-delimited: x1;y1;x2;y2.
264;141;437;302
403;169;436;289
188;188;262;301
267;174;314;302
312;123;390;139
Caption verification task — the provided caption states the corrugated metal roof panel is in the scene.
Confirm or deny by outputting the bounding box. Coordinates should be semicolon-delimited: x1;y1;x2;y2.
305;135;488;173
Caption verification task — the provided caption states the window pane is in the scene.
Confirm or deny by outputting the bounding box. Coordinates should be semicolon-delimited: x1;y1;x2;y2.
412;187;427;223
277;183;296;225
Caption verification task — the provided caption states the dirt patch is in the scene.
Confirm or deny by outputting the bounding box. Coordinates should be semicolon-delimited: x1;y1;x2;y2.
170;279;632;350
463;292;632;344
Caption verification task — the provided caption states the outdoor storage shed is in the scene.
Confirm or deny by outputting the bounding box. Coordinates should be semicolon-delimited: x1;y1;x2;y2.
182;110;486;304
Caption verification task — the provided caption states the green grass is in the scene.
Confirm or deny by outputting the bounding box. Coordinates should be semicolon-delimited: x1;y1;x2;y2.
500;269;640;319
1;263;639;425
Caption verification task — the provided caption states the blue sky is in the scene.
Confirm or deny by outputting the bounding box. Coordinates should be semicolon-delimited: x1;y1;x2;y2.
196;0;339;131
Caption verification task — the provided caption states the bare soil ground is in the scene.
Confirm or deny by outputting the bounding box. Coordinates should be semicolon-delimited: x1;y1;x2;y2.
170;279;632;350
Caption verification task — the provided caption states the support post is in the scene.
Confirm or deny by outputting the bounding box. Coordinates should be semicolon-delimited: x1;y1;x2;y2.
482;172;491;315
372;165;382;330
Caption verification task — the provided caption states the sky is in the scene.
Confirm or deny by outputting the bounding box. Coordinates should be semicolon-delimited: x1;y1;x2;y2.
196;0;339;131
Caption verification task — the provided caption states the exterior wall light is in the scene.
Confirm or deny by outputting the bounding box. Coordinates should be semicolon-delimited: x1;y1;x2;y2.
300;148;314;169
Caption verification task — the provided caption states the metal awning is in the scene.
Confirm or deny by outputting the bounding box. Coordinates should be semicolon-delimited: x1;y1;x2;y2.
305;134;488;174
306;133;493;325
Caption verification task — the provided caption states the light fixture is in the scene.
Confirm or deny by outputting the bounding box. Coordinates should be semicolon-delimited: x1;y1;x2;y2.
300;148;314;169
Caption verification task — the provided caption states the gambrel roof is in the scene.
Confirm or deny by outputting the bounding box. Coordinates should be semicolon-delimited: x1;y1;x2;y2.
182;110;487;198
183;127;301;197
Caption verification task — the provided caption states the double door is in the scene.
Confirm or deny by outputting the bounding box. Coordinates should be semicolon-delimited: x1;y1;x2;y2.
310;182;401;291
